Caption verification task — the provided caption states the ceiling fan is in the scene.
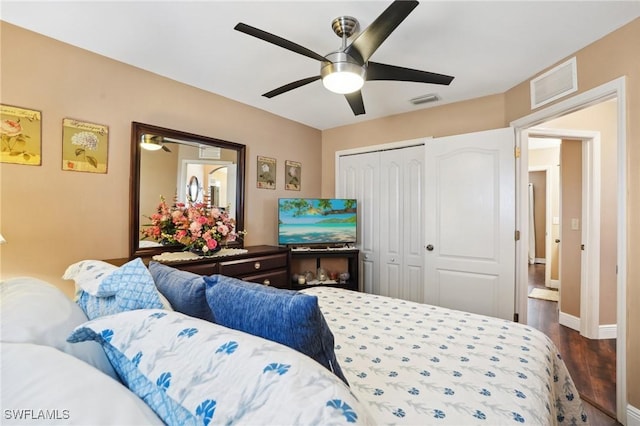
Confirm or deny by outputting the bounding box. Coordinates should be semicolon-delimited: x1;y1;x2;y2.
234;0;454;116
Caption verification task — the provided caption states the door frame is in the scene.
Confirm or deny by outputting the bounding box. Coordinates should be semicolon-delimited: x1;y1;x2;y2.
511;77;627;422
526;129;602;339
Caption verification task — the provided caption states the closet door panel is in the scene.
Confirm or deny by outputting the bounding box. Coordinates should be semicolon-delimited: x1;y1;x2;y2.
338;152;379;294
403;148;426;302
379;153;403;298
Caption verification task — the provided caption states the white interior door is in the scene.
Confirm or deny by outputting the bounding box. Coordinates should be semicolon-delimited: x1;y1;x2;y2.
425;128;516;320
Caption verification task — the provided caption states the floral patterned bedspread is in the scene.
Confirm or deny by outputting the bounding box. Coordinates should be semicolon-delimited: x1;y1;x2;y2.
303;287;588;426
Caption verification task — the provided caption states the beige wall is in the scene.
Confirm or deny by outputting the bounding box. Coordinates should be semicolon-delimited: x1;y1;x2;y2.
0;22;323;296
322;18;640;408
560;140;583;318
528;171;546;259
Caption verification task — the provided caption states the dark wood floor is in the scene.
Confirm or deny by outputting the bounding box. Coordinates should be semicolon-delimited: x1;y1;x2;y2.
527;264;619;425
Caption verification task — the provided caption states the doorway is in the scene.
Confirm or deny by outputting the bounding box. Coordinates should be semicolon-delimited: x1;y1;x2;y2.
513;78;626;422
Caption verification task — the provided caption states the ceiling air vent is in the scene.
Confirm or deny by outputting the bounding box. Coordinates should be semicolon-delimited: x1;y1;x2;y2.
410;93;440;105
530;57;577;109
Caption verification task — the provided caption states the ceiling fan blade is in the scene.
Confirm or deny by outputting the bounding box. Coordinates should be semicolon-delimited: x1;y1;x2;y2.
263;76;321;98
345;91;365;116
345;0;419;63
367;61;454;85
235;23;327;62
161;145;172;153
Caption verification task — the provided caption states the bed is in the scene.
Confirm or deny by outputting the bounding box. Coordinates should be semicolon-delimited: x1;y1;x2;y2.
1;260;588;425
303;286;587;425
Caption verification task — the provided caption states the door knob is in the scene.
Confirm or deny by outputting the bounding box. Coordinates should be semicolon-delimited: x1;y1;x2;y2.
555;239;561;243
426;244;434;251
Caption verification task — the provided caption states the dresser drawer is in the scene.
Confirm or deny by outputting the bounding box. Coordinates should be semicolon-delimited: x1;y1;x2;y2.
239;269;289;289
218;253;288;277
172;261;218;276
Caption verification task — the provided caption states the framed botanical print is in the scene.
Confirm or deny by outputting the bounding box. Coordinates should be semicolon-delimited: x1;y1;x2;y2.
0;104;42;166
285;160;301;191
257;155;276;189
62;118;109;173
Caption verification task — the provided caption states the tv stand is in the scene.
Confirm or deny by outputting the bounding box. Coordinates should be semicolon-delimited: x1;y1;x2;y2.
289;248;359;292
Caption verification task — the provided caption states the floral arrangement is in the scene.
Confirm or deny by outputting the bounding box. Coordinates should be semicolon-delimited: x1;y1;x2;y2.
142;196;243;255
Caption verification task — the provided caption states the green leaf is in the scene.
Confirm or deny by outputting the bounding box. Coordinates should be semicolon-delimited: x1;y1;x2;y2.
87;156;98;168
75;148;85;156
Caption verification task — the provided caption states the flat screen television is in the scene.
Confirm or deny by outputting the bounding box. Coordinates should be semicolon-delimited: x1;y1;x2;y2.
278;198;357;246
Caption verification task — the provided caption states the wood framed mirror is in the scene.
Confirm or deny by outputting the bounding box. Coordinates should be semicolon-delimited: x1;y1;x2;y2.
130;122;246;258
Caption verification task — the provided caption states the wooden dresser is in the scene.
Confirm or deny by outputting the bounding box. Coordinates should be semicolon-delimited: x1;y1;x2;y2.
106;245;291;289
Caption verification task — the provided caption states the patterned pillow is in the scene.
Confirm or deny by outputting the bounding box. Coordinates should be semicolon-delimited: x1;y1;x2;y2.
70;258;165;320
68;309;372;426
149;261;215;322
62;259;118;296
203;275;349;385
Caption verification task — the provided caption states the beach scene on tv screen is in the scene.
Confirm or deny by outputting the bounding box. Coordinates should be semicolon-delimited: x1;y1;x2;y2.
278;198;357;244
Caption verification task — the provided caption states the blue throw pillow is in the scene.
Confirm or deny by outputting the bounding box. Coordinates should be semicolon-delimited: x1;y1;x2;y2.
75;258;164;320
203;275;348;385
149;262;216;322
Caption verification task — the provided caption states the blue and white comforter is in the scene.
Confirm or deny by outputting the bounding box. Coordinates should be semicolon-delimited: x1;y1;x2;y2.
303;287;588;426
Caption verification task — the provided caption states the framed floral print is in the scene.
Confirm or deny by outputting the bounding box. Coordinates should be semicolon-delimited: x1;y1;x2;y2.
285;160;301;191
0;104;42;166
257;155;276;189
62;118;109;173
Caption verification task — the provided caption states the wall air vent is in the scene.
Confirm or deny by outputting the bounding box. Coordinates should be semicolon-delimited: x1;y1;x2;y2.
199;145;221;159
530;57;578;109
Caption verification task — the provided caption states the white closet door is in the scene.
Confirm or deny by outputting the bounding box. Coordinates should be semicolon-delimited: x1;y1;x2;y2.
379;146;425;302
338;151;380;294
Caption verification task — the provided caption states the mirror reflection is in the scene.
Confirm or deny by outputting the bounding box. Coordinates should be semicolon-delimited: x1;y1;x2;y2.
131;122;245;257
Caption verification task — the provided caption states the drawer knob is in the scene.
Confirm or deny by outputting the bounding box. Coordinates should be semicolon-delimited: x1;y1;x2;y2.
263;279;271;286
254;262;261;270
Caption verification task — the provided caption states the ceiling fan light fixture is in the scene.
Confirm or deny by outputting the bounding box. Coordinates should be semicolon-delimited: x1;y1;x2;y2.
321;61;365;94
140;135;163;151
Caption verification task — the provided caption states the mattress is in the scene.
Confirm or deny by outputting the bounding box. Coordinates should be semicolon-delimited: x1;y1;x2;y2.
303;286;588;425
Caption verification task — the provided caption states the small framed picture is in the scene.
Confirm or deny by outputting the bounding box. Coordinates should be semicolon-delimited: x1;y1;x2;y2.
285;160;301;191
62;118;109;173
257;155;276;189
0;104;42;166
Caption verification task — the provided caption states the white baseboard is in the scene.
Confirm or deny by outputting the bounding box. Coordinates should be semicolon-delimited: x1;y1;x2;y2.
558;314;617;340
548;279;559;289
599;324;617;340
535;258;546;264
628;404;640;426
559;312;580;332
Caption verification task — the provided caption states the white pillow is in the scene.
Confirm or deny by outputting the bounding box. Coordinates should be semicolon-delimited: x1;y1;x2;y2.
0;277;118;380
63;259;173;312
1;342;163;425
62;259;118;296
69;309;374;425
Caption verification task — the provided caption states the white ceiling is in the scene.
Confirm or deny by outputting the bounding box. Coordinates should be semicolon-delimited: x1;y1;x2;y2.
2;1;639;130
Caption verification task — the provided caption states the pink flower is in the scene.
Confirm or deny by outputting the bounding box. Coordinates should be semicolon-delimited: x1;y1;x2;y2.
206;239;218;250
217;224;229;236
0;119;22;137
